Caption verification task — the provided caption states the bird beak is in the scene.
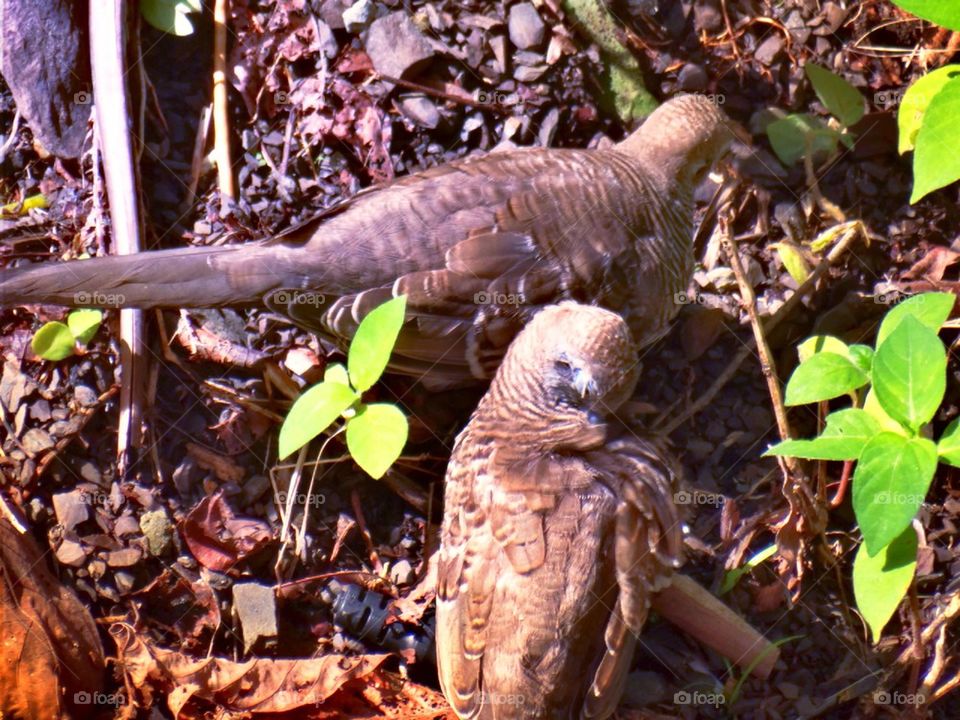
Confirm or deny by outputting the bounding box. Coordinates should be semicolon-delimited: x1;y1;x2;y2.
572;367;596;401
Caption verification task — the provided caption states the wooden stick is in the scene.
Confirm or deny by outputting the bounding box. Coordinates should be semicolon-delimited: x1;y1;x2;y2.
651;574;780;679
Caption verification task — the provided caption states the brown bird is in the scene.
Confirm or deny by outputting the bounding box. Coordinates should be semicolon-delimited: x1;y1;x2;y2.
436;303;684;719
0;95;734;388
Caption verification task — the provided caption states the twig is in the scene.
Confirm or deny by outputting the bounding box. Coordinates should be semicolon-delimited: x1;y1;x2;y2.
0;108;21;164
213;0;235;212
659;221;864;434
351;489;383;574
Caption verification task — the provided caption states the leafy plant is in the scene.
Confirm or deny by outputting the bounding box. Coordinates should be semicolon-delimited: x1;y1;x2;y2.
766;292;956;641
31;309;103;361
888;1;960;202
278;295;409;479
141;0;201;36
766;64;864;167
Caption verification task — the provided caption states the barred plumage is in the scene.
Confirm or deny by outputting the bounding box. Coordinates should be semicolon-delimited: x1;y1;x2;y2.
436;303;684;719
0;95;733;388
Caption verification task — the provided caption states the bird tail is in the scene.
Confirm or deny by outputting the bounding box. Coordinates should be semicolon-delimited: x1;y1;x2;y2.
0;244;289;309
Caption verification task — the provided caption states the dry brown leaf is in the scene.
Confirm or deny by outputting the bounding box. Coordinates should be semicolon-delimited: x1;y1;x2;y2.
111;623;396;716
0;518;104;718
181;491;273;573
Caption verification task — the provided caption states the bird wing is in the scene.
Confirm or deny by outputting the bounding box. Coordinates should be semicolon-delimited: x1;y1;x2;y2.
581;435;684;719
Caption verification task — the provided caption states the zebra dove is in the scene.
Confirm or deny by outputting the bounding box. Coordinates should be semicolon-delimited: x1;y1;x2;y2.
436;303;684;719
0;95;734;387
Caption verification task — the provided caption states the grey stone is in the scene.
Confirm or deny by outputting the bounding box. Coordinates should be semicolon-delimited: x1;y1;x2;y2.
397;95;441;129
365;11;435;79
508;3;546;50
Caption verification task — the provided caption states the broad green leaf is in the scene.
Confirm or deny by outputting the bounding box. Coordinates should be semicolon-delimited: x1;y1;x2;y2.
324;363;350;387
853;526;917;643
346;403;408;479
911;76;960;202
897;65;960;153
863;388;906;434
805;64;865;127
67;309;102;346
720;544;778;595
876;291;954;345
765;408;882;460
278;381;357;459
797;335;850;363
141;0;199;35
767;113;842;166
852;433;936;555
873;315;946;431
31;322;76;361
771;241;811;284
784;352;869;406
890;1;960;31
937;417;960;467
348;296;407;393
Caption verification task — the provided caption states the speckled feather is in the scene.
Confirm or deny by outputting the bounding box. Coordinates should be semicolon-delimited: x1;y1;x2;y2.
436;303;684;719
0;95;732;388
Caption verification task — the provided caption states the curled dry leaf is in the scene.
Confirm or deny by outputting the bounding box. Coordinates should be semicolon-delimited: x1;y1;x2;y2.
181;491;273;573
0;518;104;719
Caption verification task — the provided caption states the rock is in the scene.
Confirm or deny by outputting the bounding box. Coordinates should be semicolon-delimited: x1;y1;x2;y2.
316;18;339;59
389;559;415;586
342;0;377;32
678;63;708;92
397;95;441;129
140;509;174;556
233;582;278;652
755;35;784;65
365;11;435;79
74;384;97;407
693;0;723;33
22;427;54;453
317;0;353;29
508;2;546;50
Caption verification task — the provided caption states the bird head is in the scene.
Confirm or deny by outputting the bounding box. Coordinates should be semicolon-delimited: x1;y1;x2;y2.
489;302;640;451
617;93;746;188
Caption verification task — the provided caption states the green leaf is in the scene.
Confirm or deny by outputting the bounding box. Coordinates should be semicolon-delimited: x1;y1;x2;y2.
765;408;882;460
937;417;960;467
141;0;199;35
852;433;936;555
770;241;811;284
346;403;408;479
805;64;865;126
911;75;960;202
348;296;407;393
324;363;350;387
897;65;960;153
278;381;357;459
877;292;954;346
872;315;946;431
863;388;907;434
853;526;917;643
797;335;850;363
67;309;102;346
890;1;960;31
784;352;869;406
720;544;778;595
767;113;842;166
848;344;875;376
31;322;77;361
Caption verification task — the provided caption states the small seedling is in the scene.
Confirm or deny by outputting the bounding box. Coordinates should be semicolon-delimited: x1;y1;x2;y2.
766;292;957;641
31;309;103;361
766;64;864;167
278;295;409;479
